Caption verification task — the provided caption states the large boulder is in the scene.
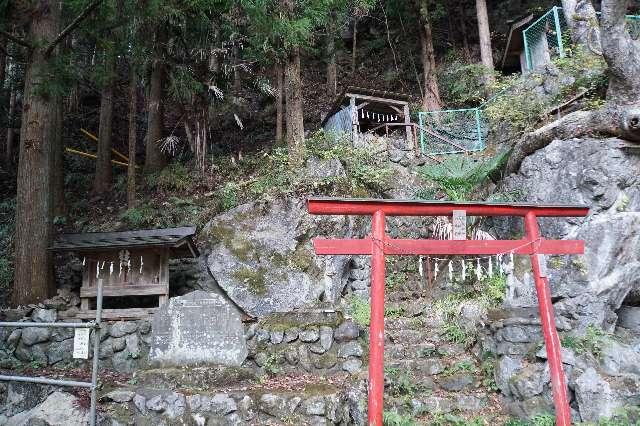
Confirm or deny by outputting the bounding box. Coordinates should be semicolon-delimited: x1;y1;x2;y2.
202;197;362;317
5;391;89;425
500;138;640;330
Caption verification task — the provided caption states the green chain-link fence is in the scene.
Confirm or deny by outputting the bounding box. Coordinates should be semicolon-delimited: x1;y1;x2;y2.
523;6;640;71
523;6;567;71
418;108;487;155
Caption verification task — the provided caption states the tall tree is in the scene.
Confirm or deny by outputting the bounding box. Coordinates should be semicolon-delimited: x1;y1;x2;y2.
243;0;370;163
5;89;15;170
475;0;494;79
416;0;441;111
12;3;61;304
7;0;101;305
561;0;601;50
325;25;337;96
127;65;137;209
93;46;116;193
507;0;640;173
275;63;284;142
144;28;167;173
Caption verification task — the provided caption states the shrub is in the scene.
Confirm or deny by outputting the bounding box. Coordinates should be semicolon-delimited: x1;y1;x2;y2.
419;151;508;201
148;163;194;192
348;295;371;327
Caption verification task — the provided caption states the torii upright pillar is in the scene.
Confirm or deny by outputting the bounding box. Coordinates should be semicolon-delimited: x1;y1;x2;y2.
308;197;589;426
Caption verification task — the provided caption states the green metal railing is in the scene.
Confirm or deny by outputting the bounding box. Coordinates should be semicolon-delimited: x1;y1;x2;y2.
523;6;640;71
418;108;487;155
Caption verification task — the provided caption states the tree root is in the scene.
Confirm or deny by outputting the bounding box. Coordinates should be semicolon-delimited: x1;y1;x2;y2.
505;104;640;175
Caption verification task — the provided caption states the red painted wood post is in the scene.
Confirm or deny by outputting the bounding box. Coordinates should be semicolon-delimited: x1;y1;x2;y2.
524;212;571;426
368;210;386;426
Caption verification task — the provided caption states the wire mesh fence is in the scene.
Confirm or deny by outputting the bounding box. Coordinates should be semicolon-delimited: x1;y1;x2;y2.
523;6;640;71
418;108;487;155
523;6;567;71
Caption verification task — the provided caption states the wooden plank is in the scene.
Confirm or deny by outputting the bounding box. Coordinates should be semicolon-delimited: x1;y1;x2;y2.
80;283;168;298
346;93;408;106
75;308;157;320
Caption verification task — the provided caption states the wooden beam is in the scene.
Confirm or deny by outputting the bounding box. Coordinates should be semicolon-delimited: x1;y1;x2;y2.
74;308;157;320
80;128;130;162
346;93;408;106
80;283;168;298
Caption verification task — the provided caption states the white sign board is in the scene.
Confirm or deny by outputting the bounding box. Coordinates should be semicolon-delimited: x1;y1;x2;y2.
452;210;467;240
73;328;90;359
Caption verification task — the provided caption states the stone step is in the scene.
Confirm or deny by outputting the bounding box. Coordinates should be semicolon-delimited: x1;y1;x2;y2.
385;391;492;417
385;328;439;345
385;315;443;331
385;358;446;377
385;342;438;359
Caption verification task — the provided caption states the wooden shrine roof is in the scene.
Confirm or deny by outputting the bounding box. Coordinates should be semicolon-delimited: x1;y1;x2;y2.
500;13;534;70
321;86;412;126
50;226;199;258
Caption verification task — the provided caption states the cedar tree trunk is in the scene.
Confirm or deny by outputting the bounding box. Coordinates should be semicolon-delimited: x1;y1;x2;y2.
284;47;305;165
14;1;60;305
275;63;284;142
93;50;116;194
127;66;137;209
417;0;441;111
145;53;166;172
475;0;494;78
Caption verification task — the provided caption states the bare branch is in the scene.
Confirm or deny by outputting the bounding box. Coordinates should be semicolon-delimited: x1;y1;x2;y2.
44;0;103;56
0;30;33;49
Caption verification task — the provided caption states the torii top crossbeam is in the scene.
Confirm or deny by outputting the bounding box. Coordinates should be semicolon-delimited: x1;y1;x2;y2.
307;197;589;426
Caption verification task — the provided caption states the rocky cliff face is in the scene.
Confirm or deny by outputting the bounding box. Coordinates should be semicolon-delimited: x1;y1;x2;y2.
493;137;640;421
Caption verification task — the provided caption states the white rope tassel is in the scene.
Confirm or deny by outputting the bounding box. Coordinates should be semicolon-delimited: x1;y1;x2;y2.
498;254;503;275
119;261;123;278
96;263;100;279
82;257;85;266
434;261;439;280
418;255;424;278
101;261;105;270
109;261;114;276
476;258;482;281
139;256;144;274
488;257;493;277
367;111;370;119
448;261;453;281
461;259;466;280
127;259;131;273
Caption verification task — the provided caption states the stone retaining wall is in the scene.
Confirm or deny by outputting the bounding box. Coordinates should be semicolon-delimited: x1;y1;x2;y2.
244;311;366;376
0;307;151;373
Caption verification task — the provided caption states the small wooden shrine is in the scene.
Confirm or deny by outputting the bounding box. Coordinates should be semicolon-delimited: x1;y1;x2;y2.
51;226;199;320
501;12;557;73
321;86;413;146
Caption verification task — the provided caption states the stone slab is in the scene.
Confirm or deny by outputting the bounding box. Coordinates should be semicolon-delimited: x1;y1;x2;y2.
150;291;247;366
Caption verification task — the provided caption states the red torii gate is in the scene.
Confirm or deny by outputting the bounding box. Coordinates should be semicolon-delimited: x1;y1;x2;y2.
308;197;589;426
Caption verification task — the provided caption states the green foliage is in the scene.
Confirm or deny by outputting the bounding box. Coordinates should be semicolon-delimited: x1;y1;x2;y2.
442;360;477;376
481;274;507;305
480;354;498;391
386;271;408;290
385;367;419;397
147;163;194;192
120;204;156;228
560;325;610;359
441;322;474;347
0;199;16;293
419;152;508;201
218;182;240;211
484;88;547;132
348;295;371;327
430;413;486;426
383;410;419;426
439;55;495;107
